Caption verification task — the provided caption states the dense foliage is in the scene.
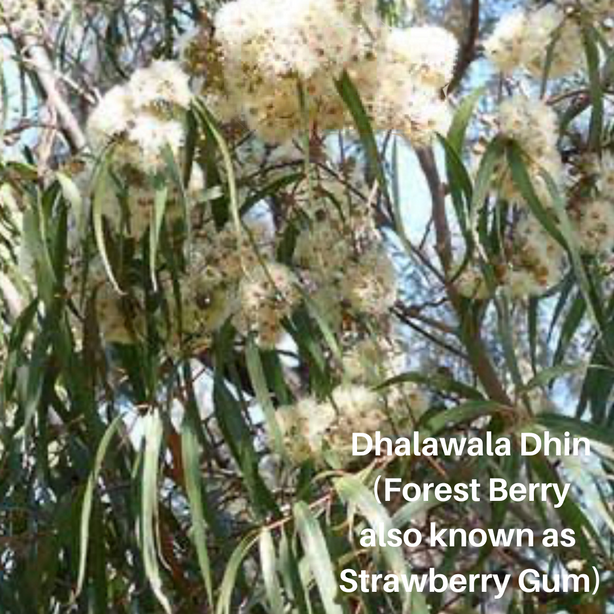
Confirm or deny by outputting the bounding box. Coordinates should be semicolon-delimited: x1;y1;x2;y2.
1;0;614;612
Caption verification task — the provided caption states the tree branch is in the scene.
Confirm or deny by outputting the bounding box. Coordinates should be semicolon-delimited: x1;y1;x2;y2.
17;35;88;153
417;147;511;406
448;0;480;94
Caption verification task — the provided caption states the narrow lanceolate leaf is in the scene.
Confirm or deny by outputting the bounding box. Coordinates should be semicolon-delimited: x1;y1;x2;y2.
447;86;484;155
439;135;473;238
181;417;214;608
520;362;583;393
336;475;429;614
303;294;343;364
277;526;310;614
92;160;123;294
425;400;509;437
541;170;605;333
216;534;258;614
245;338;284;455
162;143;192;244
583;25;604;150
377;370;484;401
506;144;565;247
76;415;123;596
259;529;285;614
193;101;241;237
140;410;172;614
149;179;168;290
335;71;389;200
57;172;85;235
22;200;56;305
469;137;504;231
294;502;343;614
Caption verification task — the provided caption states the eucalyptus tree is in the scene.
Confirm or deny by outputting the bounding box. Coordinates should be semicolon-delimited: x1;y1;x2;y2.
1;1;614;613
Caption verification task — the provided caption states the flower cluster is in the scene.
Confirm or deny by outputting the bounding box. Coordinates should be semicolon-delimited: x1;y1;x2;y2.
575;199;614;256
87;60;192;171
290;168;397;324
503;216;566;298
556;0;613;20
0;0;70;34
276;383;415;465
181;0;457;145
278;336;428;465
86;60;198;238
349;25;456;146
485;5;583;78
457;216;567;300
568;154;614;257
498;95;563;208
455;264;490;300
234;262;300;347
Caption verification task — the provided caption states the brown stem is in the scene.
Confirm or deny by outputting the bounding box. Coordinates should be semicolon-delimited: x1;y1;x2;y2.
417;147;511;406
448;0;480;94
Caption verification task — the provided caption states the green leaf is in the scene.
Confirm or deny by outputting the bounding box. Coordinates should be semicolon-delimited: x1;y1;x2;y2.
376;370;484;401
149;178;168;290
216;534;258;614
193;101;241;237
140;410;172;613
294;501;343;614
447;87;484;154
246;338;285;455
520;362;583;393
470;137;504;217
91;160;123;294
336;71;389;200
552;290;586;366
57;172;85;235
213;374;279;518
76;415;123;596
425;400;508;436
542;169;605;333
583;25;604;150
336;475;429;614
259;529;285;614
506;143;565;247
181;415;214;608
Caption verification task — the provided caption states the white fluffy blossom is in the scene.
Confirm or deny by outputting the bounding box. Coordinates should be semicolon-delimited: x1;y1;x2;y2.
384;26;458;88
129;60;193;111
498;95;563;207
499;96;558;160
277;397;336;463
484;11;528;74
341;248;397;316
234;262;300;348
485;6;583;77
125;115;185;171
577;199;614;255
455;263;490;299
0;0;70;34
351;26;456;145
85;60;195;239
278;373;428;465
278;384;386;464
87;86;136;150
87;62;191;172
595;153;614;194
504;216;566;297
342;338;429;418
215;0;371;81
177;0;457;145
